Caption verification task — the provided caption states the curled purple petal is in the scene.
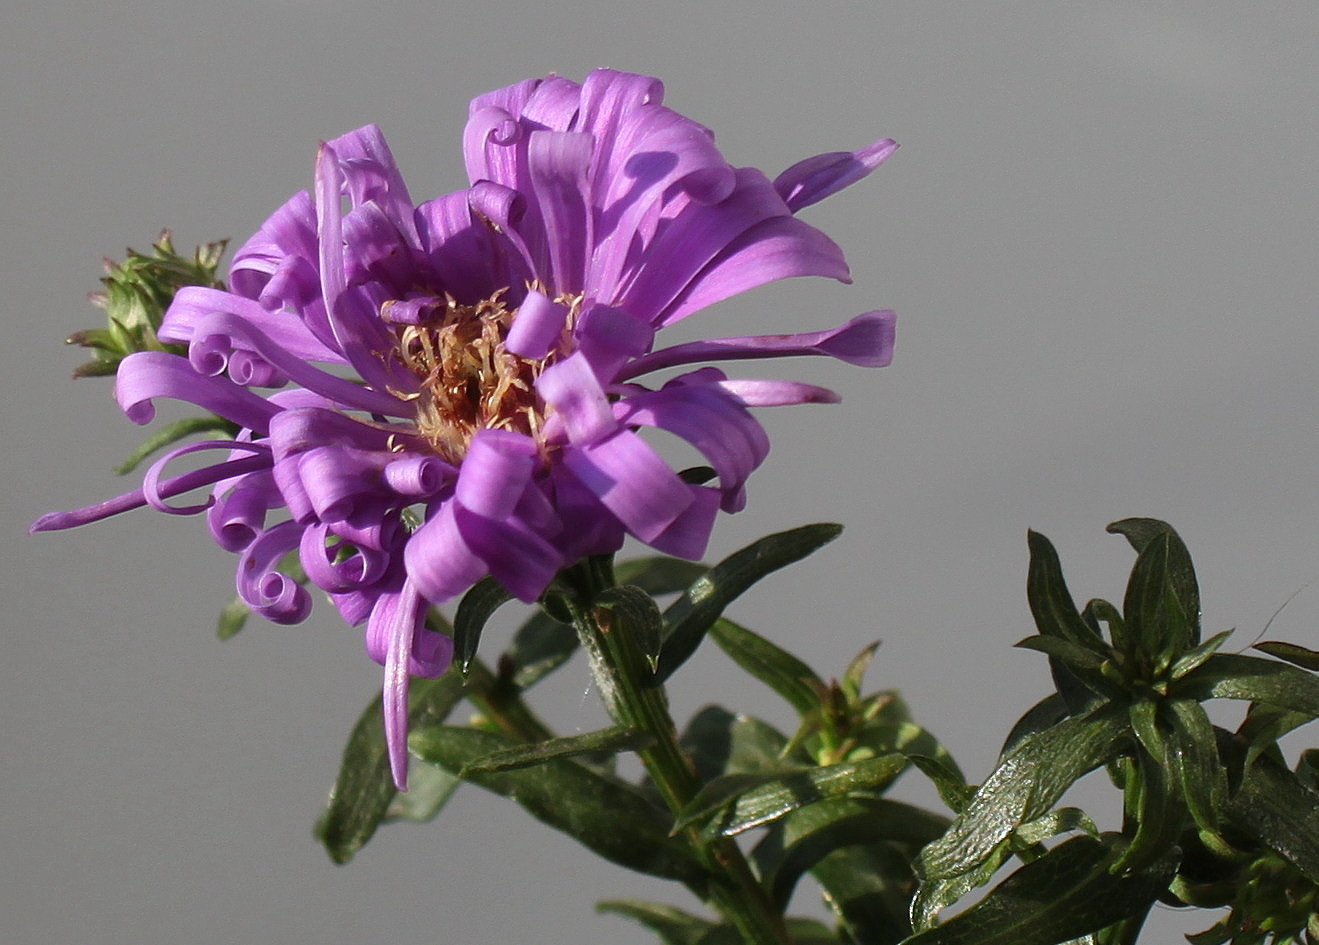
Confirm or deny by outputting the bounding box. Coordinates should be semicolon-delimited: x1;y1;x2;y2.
562;429;693;543
504;289;568;359
536;353;615;445
454;430;538;520
144;440;273;515
38;70;898;789
236;521;312;624
115;352;278;431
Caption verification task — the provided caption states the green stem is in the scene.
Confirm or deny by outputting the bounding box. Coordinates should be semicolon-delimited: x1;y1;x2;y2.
462;659;556;743
564;559;796;945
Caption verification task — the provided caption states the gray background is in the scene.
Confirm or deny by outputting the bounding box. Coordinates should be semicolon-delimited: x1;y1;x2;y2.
6;2;1319;942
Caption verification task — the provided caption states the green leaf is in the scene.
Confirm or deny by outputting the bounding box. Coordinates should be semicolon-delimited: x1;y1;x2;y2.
598;901;839;945
1026;531;1106;651
1106;518;1201;645
814;843;917;945
679;706;795;782
1015;635;1108;672
383;760;460;823
314;672;467;864
503;609;578;689
1082;598;1129;656
216;596;250;640
409;725;703;883
1026;532;1111;713
677;753;908;840
917;704;1128;881
1165;699;1226;840
853;719;963;783
908;754;974;814
114;416;238;474
1169;629;1234;680
911;839;1016;933
1116;730;1186;871
708;617;826;717
655;523;843;684
595;584;665;674
1238;703;1313;769
841;641;880;702
1254;640;1319;671
459;725;654;775
1175;652;1319;718
752;796;949;908
1229;751;1319;883
614;556;711;596
1126;699;1165;763
912;805;1101;933
1119;532;1194;667
905;834;1174;945
1001;693;1070;754
597;900;713;945
500;560;705;691
452;577;512;673
1014;807;1100;846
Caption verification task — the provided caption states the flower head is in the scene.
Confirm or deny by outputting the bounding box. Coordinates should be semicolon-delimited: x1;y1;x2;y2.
34;69;896;787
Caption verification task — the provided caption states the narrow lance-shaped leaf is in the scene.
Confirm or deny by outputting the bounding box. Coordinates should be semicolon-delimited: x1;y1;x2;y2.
679;706;795;783
598;901;839;945
596;900;715;945
655;523;843;684
1175;652;1319;719
917;704;1128;881
1254;640;1319;672
216;596;251;640
752;796;950;908
453;576;512;673
677;752;909;840
595;584;664;674
314;672;468;864
709;617;826;717
1165;699;1226;841
115;415;238;475
1107;517;1200;645
500;557;708;691
1026;530;1105;651
1115;729;1186;871
459;725;654;775
911;806;1101;933
814;843;918;945
1120;533;1194;669
384;760;460;823
410;725;704;884
1026;531;1110;713
904;834;1175;945
613;556;710;596
1228;750;1319;883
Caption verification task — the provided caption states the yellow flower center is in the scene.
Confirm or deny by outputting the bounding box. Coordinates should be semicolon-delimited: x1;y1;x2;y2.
386;289;577;464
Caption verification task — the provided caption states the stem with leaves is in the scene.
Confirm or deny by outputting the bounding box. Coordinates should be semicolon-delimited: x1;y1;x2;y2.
561;556;796;945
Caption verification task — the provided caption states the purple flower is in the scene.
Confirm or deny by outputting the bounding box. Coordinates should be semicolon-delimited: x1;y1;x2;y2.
34;70;896;787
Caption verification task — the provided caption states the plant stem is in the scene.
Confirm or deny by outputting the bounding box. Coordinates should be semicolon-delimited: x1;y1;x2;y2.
564;559;796;945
